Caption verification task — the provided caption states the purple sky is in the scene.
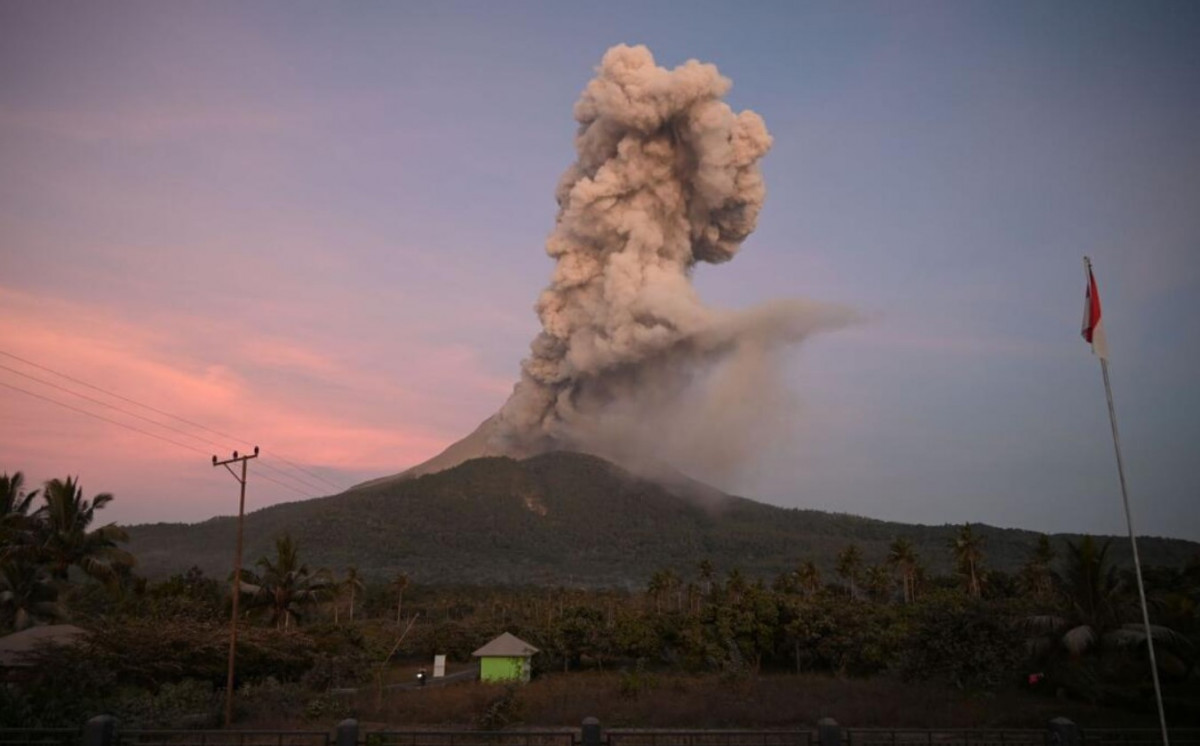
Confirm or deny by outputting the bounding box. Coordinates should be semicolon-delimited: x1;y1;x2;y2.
2;2;1198;541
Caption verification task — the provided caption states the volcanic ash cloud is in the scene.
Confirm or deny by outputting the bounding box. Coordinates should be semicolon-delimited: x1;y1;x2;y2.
492;44;854;482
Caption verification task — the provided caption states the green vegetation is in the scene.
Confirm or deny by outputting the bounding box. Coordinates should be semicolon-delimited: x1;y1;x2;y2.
125;452;1200;586
2;463;1198;729
1;471;134;630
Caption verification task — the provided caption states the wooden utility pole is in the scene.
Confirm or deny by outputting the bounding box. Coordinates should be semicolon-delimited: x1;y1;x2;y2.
213;446;258;727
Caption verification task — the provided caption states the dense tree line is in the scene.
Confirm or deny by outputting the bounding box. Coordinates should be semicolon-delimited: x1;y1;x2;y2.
2;470;1197;726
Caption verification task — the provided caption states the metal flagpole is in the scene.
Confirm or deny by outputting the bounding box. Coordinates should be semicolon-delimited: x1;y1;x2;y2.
1086;257;1169;745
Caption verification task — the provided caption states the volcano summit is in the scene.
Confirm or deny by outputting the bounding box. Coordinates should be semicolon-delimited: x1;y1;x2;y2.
383;45;853;489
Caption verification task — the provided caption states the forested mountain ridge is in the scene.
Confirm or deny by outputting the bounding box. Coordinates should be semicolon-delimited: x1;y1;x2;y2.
126;451;1198;585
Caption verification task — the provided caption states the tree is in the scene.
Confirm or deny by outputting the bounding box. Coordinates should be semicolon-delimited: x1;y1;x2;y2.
951;523;985;598
647;570;669;612
888;538;920;604
392;572;409;625
0;557;60;631
698;559;715;596
342;566;364;623
648;569;681;612
1019;534;1057;602
0;471;39;563
796;560;822;597
836;545;863;600
246;533;329;629
34;476;133;584
863;564;893;602
0;471;38;527
724;568;748;604
1025;536;1191;672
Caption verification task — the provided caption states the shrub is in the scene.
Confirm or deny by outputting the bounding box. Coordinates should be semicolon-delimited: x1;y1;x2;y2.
897;591;1025;690
476;684;524;730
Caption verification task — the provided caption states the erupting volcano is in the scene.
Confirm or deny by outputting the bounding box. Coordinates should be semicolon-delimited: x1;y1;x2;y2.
382;44;854;489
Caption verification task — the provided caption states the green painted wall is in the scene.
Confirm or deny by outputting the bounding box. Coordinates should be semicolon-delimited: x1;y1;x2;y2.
480;655;529;682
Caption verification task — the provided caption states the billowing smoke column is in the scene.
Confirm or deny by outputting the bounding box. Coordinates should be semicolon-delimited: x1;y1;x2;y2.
492;45;853;481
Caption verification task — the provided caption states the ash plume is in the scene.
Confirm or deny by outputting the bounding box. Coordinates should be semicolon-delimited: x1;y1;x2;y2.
490;44;854;484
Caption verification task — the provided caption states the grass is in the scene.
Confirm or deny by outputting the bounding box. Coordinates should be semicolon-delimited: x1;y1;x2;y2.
335;671;1167;731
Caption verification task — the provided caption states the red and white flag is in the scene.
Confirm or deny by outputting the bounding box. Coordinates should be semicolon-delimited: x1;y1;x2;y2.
1082;260;1109;360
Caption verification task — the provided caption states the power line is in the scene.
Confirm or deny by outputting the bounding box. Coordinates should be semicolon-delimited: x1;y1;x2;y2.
1;381;313;499
259;450;345;493
0;350;348;496
0;348;348;493
0;362;329;495
1;362;226;448
1;380;209;456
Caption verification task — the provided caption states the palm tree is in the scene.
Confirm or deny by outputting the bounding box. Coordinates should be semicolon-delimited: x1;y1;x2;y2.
647;570;668;612
392;572;409;625
35;476;133;583
661;569;681;611
796;560;822;597
0;471;38;523
0;471;38;559
1026;536;1191;666
887;538;920;604
1019;534;1057;601
698;559;715;596
725;568;748;604
950;523;985;598
0;558;61;631
247;534;329;629
343;566;364;623
863;564;893;602
836;545;863;599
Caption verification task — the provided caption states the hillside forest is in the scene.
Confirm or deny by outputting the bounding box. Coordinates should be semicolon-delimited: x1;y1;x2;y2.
1;469;1198;728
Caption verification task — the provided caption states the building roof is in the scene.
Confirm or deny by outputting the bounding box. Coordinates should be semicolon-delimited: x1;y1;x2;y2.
0;624;88;667
472;632;539;658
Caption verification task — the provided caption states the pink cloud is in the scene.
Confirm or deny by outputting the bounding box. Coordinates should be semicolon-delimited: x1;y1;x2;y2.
0;286;513;523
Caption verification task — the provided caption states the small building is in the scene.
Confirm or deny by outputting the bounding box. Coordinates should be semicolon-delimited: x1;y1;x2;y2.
0;625;88;682
472;632;538;683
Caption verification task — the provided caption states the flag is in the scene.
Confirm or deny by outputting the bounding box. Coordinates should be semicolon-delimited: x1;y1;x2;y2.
1082;260;1109;360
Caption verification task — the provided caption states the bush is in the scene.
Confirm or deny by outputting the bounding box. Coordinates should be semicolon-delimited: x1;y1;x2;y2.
475;684;524;730
897;592;1025;690
108;679;220;728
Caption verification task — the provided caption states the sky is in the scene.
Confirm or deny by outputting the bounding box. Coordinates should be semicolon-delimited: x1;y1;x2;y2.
1;1;1198;541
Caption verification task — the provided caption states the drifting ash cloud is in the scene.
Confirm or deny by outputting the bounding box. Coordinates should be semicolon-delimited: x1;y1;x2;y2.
402;45;855;489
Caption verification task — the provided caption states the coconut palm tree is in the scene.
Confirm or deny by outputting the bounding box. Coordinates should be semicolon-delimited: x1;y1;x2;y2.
34;476;133;583
0;558;61;631
0;471;38;523
836;544;863;599
246;534;329;629
796;560;822;597
1019;534;1057;602
392;572;409;625
1025;536;1191;665
950;523;985;598
698;559;716;596
863;564;893;602
725;568;748;604
661;569;681;611
342;566;364;623
0;471;39;560
887;538;920;604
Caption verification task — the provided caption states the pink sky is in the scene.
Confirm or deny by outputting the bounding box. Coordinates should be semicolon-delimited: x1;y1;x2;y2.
3;2;1198;540
1;286;512;523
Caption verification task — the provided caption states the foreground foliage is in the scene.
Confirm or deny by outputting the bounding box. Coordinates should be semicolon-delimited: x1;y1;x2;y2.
1;466;1197;727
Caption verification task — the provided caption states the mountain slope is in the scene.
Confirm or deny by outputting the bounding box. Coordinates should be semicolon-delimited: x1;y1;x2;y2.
126;451;1199;586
